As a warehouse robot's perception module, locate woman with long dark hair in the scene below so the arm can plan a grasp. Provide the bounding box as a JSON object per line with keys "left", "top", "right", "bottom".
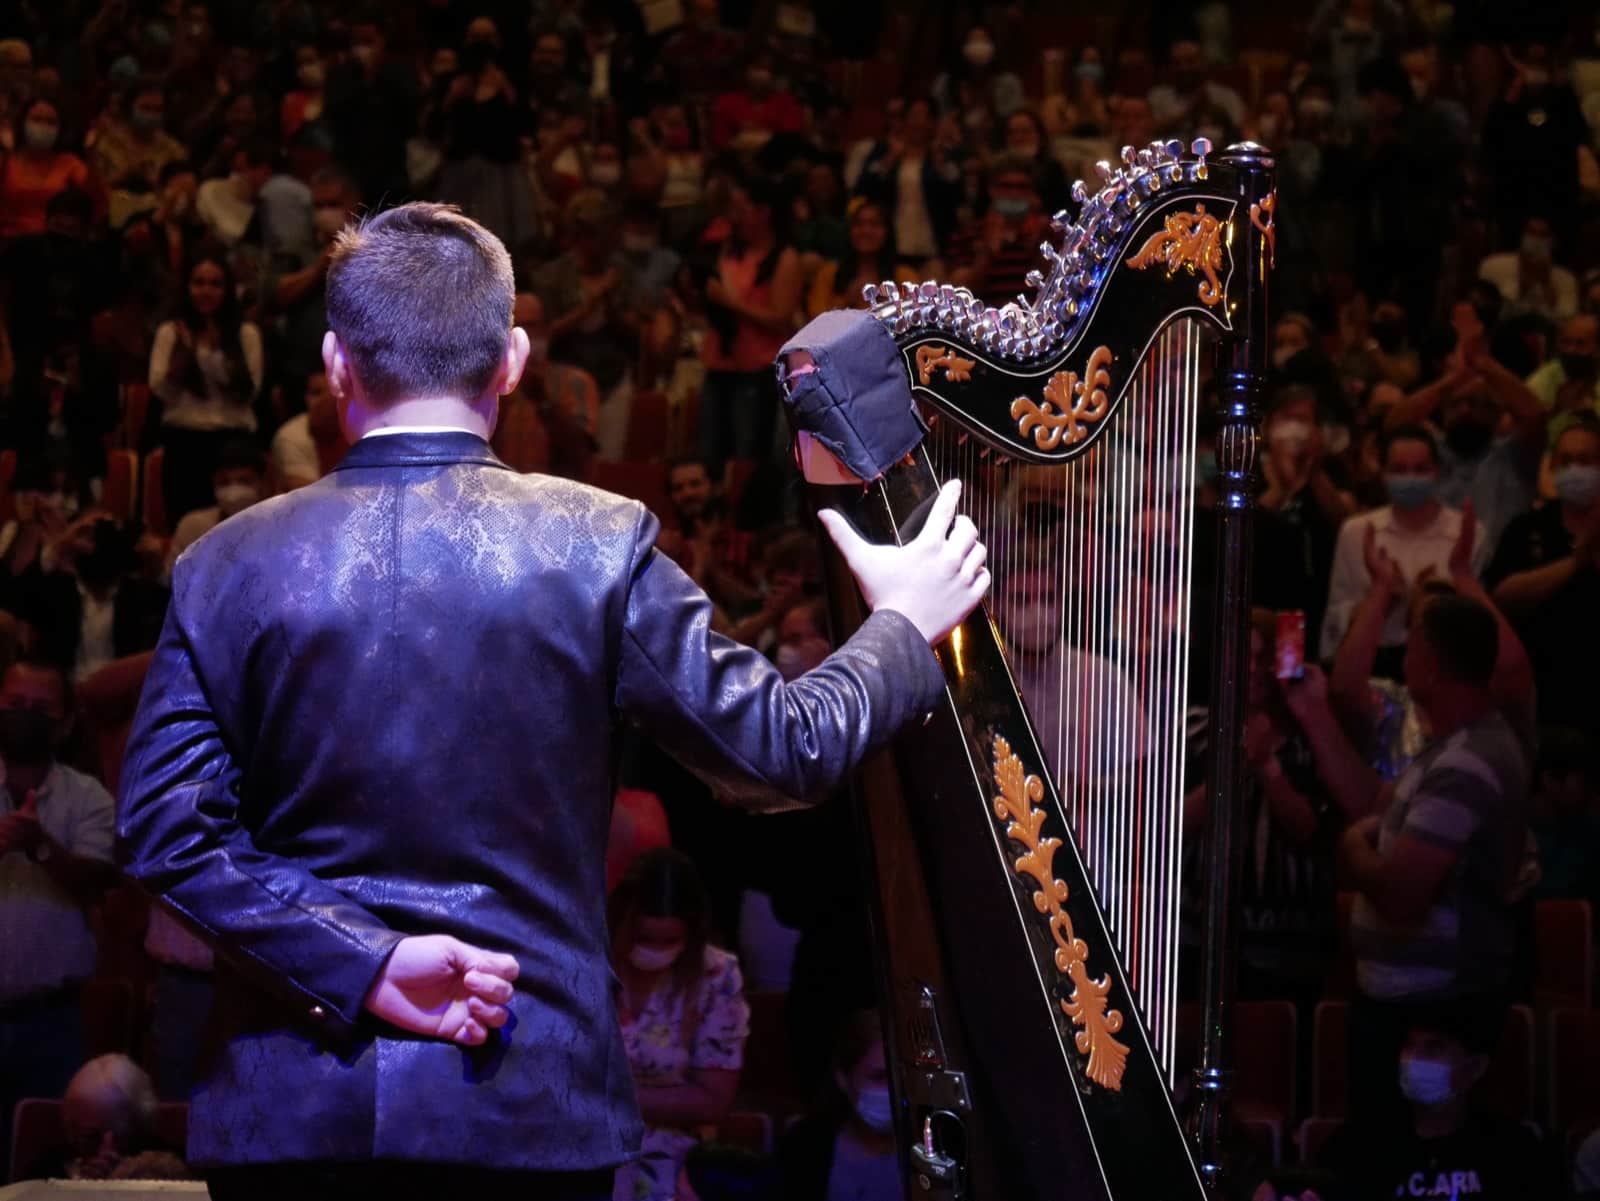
{"left": 698, "top": 174, "right": 803, "bottom": 474}
{"left": 610, "top": 849, "right": 749, "bottom": 1201}
{"left": 148, "top": 249, "right": 263, "bottom": 524}
{"left": 805, "top": 199, "right": 916, "bottom": 319}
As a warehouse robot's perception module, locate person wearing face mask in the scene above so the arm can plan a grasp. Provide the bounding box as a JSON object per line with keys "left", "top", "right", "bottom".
{"left": 1147, "top": 37, "right": 1245, "bottom": 135}
{"left": 611, "top": 849, "right": 749, "bottom": 1201}
{"left": 710, "top": 51, "right": 804, "bottom": 153}
{"left": 1001, "top": 107, "right": 1069, "bottom": 214}
{"left": 1378, "top": 311, "right": 1546, "bottom": 550}
{"left": 1482, "top": 37, "right": 1587, "bottom": 258}
{"left": 1321, "top": 426, "right": 1488, "bottom": 673}
{"left": 0, "top": 98, "right": 91, "bottom": 240}
{"left": 930, "top": 24, "right": 1024, "bottom": 137}
{"left": 1477, "top": 215, "right": 1578, "bottom": 322}
{"left": 164, "top": 439, "right": 267, "bottom": 579}
{"left": 1488, "top": 418, "right": 1600, "bottom": 736}
{"left": 947, "top": 156, "right": 1048, "bottom": 306}
{"left": 326, "top": 20, "right": 418, "bottom": 211}
{"left": 1306, "top": 1005, "right": 1559, "bottom": 1201}
{"left": 90, "top": 83, "right": 188, "bottom": 192}
{"left": 776, "top": 1010, "right": 900, "bottom": 1201}
{"left": 0, "top": 657, "right": 119, "bottom": 1177}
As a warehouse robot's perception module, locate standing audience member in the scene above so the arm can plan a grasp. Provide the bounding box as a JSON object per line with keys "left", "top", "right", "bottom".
{"left": 612, "top": 849, "right": 750, "bottom": 1201}
{"left": 0, "top": 98, "right": 92, "bottom": 241}
{"left": 148, "top": 251, "right": 263, "bottom": 524}
{"left": 0, "top": 659, "right": 118, "bottom": 1175}
{"left": 1321, "top": 426, "right": 1487, "bottom": 676}
{"left": 806, "top": 200, "right": 915, "bottom": 319}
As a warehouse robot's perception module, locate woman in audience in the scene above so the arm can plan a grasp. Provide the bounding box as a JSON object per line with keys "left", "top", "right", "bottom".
{"left": 148, "top": 250, "right": 263, "bottom": 525}
{"left": 612, "top": 849, "right": 750, "bottom": 1201}
{"left": 699, "top": 175, "right": 802, "bottom": 474}
{"left": 0, "top": 97, "right": 93, "bottom": 241}
{"left": 805, "top": 199, "right": 915, "bottom": 319}
{"left": 776, "top": 1010, "right": 899, "bottom": 1201}
{"left": 853, "top": 96, "right": 962, "bottom": 268}
{"left": 1001, "top": 107, "right": 1069, "bottom": 216}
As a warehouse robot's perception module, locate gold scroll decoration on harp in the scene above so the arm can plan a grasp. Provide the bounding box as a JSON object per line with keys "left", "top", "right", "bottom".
{"left": 990, "top": 733, "right": 1130, "bottom": 1091}
{"left": 1250, "top": 190, "right": 1277, "bottom": 268}
{"left": 1010, "top": 345, "right": 1113, "bottom": 451}
{"left": 916, "top": 344, "right": 976, "bottom": 386}
{"left": 1125, "top": 204, "right": 1225, "bottom": 306}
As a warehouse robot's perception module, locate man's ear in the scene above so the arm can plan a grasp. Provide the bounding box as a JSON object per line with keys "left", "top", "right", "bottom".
{"left": 323, "top": 331, "right": 351, "bottom": 401}
{"left": 498, "top": 327, "right": 531, "bottom": 397}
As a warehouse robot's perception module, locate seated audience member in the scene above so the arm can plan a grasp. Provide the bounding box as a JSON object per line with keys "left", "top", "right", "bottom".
{"left": 0, "top": 659, "right": 119, "bottom": 1173}
{"left": 726, "top": 533, "right": 820, "bottom": 650}
{"left": 165, "top": 438, "right": 267, "bottom": 573}
{"left": 1487, "top": 416, "right": 1600, "bottom": 734}
{"left": 805, "top": 199, "right": 917, "bottom": 319}
{"left": 1526, "top": 728, "right": 1600, "bottom": 908}
{"left": 488, "top": 293, "right": 554, "bottom": 476}
{"left": 612, "top": 849, "right": 750, "bottom": 1201}
{"left": 679, "top": 1143, "right": 781, "bottom": 1201}
{"left": 1307, "top": 1002, "right": 1560, "bottom": 1201}
{"left": 24, "top": 1053, "right": 192, "bottom": 1181}
{"left": 16, "top": 514, "right": 169, "bottom": 681}
{"left": 260, "top": 166, "right": 363, "bottom": 383}
{"left": 269, "top": 371, "right": 348, "bottom": 490}
{"left": 90, "top": 82, "right": 188, "bottom": 192}
{"left": 777, "top": 1010, "right": 899, "bottom": 1201}
{"left": 0, "top": 98, "right": 92, "bottom": 241}
{"left": 1321, "top": 425, "right": 1487, "bottom": 677}
{"left": 656, "top": 457, "right": 759, "bottom": 617}
{"left": 1326, "top": 501, "right": 1535, "bottom": 779}
{"left": 615, "top": 203, "right": 682, "bottom": 313}
{"left": 149, "top": 251, "right": 265, "bottom": 525}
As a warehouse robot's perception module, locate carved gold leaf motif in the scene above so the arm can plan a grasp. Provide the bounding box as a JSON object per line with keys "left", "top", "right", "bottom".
{"left": 1009, "top": 345, "right": 1113, "bottom": 451}
{"left": 916, "top": 344, "right": 977, "bottom": 386}
{"left": 990, "top": 733, "right": 1129, "bottom": 1091}
{"left": 1250, "top": 190, "right": 1277, "bottom": 268}
{"left": 1125, "top": 204, "right": 1226, "bottom": 306}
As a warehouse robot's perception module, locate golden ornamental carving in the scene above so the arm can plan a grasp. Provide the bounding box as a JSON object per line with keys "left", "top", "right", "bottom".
{"left": 1009, "top": 346, "right": 1113, "bottom": 452}
{"left": 989, "top": 733, "right": 1129, "bottom": 1091}
{"left": 916, "top": 345, "right": 977, "bottom": 386}
{"left": 1125, "top": 204, "right": 1226, "bottom": 307}
{"left": 1250, "top": 190, "right": 1277, "bottom": 268}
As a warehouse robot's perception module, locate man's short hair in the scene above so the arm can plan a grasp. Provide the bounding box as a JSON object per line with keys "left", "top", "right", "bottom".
{"left": 326, "top": 203, "right": 514, "bottom": 406}
{"left": 1416, "top": 594, "right": 1498, "bottom": 688}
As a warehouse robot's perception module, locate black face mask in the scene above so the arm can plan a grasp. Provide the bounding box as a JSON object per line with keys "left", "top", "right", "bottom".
{"left": 1560, "top": 352, "right": 1597, "bottom": 381}
{"left": 0, "top": 707, "right": 56, "bottom": 767}
{"left": 1446, "top": 419, "right": 1494, "bottom": 458}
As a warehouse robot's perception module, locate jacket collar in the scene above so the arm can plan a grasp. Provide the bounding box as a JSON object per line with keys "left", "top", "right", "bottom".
{"left": 332, "top": 430, "right": 510, "bottom": 473}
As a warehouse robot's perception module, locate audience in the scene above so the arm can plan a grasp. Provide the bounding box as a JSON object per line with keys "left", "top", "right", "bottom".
{"left": 776, "top": 1010, "right": 898, "bottom": 1201}
{"left": 25, "top": 1053, "right": 191, "bottom": 1181}
{"left": 0, "top": 2, "right": 1594, "bottom": 1191}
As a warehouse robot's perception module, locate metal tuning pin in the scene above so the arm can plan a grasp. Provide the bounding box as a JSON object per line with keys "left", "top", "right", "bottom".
{"left": 1191, "top": 136, "right": 1211, "bottom": 177}
{"left": 1071, "top": 179, "right": 1090, "bottom": 204}
{"left": 1094, "top": 159, "right": 1115, "bottom": 184}
{"left": 862, "top": 283, "right": 881, "bottom": 306}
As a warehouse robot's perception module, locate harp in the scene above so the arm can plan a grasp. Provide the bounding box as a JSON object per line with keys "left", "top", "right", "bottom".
{"left": 781, "top": 139, "right": 1274, "bottom": 1200}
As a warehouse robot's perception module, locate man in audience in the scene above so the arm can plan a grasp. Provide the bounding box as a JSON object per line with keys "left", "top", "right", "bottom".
{"left": 948, "top": 156, "right": 1049, "bottom": 307}
{"left": 23, "top": 1053, "right": 192, "bottom": 1181}
{"left": 0, "top": 658, "right": 118, "bottom": 1174}
{"left": 657, "top": 456, "right": 760, "bottom": 617}
{"left": 1321, "top": 425, "right": 1487, "bottom": 676}
{"left": 165, "top": 439, "right": 268, "bottom": 572}
{"left": 195, "top": 139, "right": 276, "bottom": 248}
{"left": 1525, "top": 313, "right": 1599, "bottom": 424}
{"left": 1309, "top": 1002, "right": 1560, "bottom": 1200}
{"left": 1487, "top": 415, "right": 1600, "bottom": 734}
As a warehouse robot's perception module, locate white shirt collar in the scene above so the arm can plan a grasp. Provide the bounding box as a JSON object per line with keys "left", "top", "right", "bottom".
{"left": 359, "top": 425, "right": 481, "bottom": 440}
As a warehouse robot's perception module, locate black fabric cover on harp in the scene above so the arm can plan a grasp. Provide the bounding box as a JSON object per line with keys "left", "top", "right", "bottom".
{"left": 778, "top": 139, "right": 1275, "bottom": 1200}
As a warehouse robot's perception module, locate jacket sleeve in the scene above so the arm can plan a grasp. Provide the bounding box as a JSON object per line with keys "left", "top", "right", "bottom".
{"left": 117, "top": 578, "right": 404, "bottom": 1039}
{"left": 615, "top": 506, "right": 946, "bottom": 806}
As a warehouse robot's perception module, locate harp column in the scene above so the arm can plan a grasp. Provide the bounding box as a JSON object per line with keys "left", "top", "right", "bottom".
{"left": 1193, "top": 141, "right": 1275, "bottom": 1195}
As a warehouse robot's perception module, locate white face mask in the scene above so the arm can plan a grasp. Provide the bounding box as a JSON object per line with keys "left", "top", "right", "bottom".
{"left": 628, "top": 942, "right": 684, "bottom": 972}
{"left": 1398, "top": 1055, "right": 1456, "bottom": 1107}
{"left": 215, "top": 482, "right": 260, "bottom": 517}
{"left": 853, "top": 1084, "right": 894, "bottom": 1133}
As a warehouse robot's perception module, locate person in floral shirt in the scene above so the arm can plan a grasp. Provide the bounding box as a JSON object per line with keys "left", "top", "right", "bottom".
{"left": 610, "top": 849, "right": 750, "bottom": 1201}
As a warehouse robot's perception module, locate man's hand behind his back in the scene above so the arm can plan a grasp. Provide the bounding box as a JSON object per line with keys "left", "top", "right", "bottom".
{"left": 363, "top": 934, "right": 520, "bottom": 1046}
{"left": 818, "top": 479, "right": 990, "bottom": 646}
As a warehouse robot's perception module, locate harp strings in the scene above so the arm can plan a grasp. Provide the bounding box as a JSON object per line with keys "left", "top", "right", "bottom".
{"left": 926, "top": 321, "right": 1201, "bottom": 1080}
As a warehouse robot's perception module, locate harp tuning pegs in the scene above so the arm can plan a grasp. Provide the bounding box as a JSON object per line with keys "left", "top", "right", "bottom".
{"left": 1120, "top": 144, "right": 1139, "bottom": 168}
{"left": 1071, "top": 179, "right": 1090, "bottom": 204}
{"left": 1094, "top": 159, "right": 1115, "bottom": 183}
{"left": 1165, "top": 138, "right": 1184, "bottom": 160}
{"left": 861, "top": 283, "right": 881, "bottom": 306}
{"left": 1024, "top": 269, "right": 1044, "bottom": 290}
